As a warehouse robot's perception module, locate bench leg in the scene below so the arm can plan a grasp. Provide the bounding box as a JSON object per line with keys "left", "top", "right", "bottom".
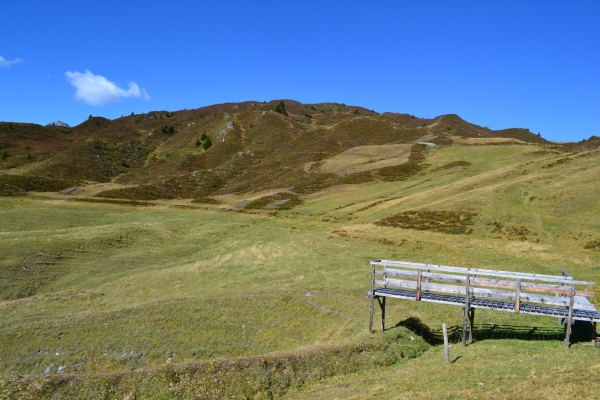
{"left": 379, "top": 296, "right": 386, "bottom": 332}
{"left": 593, "top": 322, "right": 597, "bottom": 345}
{"left": 462, "top": 306, "right": 468, "bottom": 347}
{"left": 468, "top": 308, "right": 475, "bottom": 344}
{"left": 369, "top": 295, "right": 375, "bottom": 334}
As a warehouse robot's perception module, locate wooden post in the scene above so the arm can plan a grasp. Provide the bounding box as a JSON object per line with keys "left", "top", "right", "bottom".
{"left": 515, "top": 278, "right": 521, "bottom": 313}
{"left": 556, "top": 292, "right": 563, "bottom": 326}
{"left": 380, "top": 297, "right": 386, "bottom": 331}
{"left": 416, "top": 269, "right": 422, "bottom": 301}
{"left": 369, "top": 263, "right": 375, "bottom": 334}
{"left": 443, "top": 323, "right": 450, "bottom": 363}
{"left": 462, "top": 274, "right": 470, "bottom": 347}
{"left": 593, "top": 322, "right": 597, "bottom": 345}
{"left": 425, "top": 268, "right": 430, "bottom": 293}
{"left": 468, "top": 308, "right": 475, "bottom": 344}
{"left": 565, "top": 283, "right": 575, "bottom": 348}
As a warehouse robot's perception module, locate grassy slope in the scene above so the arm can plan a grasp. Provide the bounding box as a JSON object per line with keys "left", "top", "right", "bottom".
{"left": 1, "top": 142, "right": 599, "bottom": 397}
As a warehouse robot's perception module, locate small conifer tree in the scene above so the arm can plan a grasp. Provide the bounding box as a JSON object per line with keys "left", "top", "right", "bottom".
{"left": 1, "top": 150, "right": 7, "bottom": 160}
{"left": 195, "top": 138, "right": 201, "bottom": 147}
{"left": 200, "top": 132, "right": 207, "bottom": 141}
{"left": 202, "top": 136, "right": 212, "bottom": 150}
{"left": 27, "top": 151, "right": 32, "bottom": 160}
{"left": 274, "top": 101, "right": 288, "bottom": 116}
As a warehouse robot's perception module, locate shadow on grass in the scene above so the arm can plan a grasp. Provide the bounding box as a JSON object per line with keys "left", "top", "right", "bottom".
{"left": 393, "top": 316, "right": 595, "bottom": 345}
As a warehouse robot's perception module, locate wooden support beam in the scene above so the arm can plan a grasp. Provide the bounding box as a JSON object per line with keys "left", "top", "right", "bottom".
{"left": 515, "top": 278, "right": 521, "bottom": 313}
{"left": 369, "top": 263, "right": 375, "bottom": 334}
{"left": 469, "top": 308, "right": 475, "bottom": 344}
{"left": 379, "top": 296, "right": 386, "bottom": 331}
{"left": 443, "top": 323, "right": 450, "bottom": 363}
{"left": 416, "top": 269, "right": 422, "bottom": 301}
{"left": 565, "top": 283, "right": 575, "bottom": 348}
{"left": 462, "top": 274, "right": 470, "bottom": 347}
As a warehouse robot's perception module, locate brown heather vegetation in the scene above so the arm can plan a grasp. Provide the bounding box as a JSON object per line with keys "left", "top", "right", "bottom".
{"left": 375, "top": 210, "right": 479, "bottom": 234}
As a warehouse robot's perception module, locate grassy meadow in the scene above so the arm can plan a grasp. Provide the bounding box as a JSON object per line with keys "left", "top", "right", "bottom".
{"left": 1, "top": 142, "right": 600, "bottom": 398}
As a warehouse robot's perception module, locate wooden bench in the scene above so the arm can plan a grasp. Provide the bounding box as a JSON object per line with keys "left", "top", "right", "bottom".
{"left": 368, "top": 260, "right": 600, "bottom": 348}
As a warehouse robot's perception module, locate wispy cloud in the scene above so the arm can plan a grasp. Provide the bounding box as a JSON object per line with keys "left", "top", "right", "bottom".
{"left": 0, "top": 56, "right": 23, "bottom": 68}
{"left": 65, "top": 69, "right": 150, "bottom": 106}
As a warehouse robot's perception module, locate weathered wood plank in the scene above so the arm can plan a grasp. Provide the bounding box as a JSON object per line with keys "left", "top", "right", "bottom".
{"left": 462, "top": 274, "right": 470, "bottom": 347}
{"left": 375, "top": 279, "right": 596, "bottom": 309}
{"left": 443, "top": 323, "right": 450, "bottom": 363}
{"left": 566, "top": 283, "right": 575, "bottom": 348}
{"left": 371, "top": 260, "right": 595, "bottom": 285}
{"left": 374, "top": 269, "right": 595, "bottom": 297}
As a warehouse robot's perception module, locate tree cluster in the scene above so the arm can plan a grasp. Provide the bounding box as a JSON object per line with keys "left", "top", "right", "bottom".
{"left": 161, "top": 124, "right": 176, "bottom": 135}
{"left": 195, "top": 132, "right": 212, "bottom": 150}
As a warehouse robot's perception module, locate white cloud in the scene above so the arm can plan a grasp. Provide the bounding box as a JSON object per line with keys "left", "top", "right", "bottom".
{"left": 0, "top": 56, "right": 23, "bottom": 68}
{"left": 65, "top": 69, "right": 150, "bottom": 106}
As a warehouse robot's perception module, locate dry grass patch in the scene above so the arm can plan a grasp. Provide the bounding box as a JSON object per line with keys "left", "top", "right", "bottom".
{"left": 319, "top": 144, "right": 412, "bottom": 176}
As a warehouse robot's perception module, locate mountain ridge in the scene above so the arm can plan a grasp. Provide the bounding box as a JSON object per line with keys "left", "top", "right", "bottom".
{"left": 0, "top": 100, "right": 594, "bottom": 200}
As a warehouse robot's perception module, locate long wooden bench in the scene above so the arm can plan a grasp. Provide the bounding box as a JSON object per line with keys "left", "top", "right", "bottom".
{"left": 368, "top": 260, "right": 600, "bottom": 348}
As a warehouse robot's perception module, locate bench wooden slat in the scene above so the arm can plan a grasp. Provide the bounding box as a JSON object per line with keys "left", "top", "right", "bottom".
{"left": 372, "top": 260, "right": 595, "bottom": 285}
{"left": 376, "top": 269, "right": 595, "bottom": 297}
{"left": 375, "top": 278, "right": 596, "bottom": 310}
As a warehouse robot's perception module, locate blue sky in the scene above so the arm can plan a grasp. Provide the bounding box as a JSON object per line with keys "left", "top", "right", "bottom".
{"left": 1, "top": 1, "right": 598, "bottom": 142}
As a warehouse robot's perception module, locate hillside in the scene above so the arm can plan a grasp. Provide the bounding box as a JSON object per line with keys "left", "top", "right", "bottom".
{"left": 1, "top": 100, "right": 559, "bottom": 202}
{"left": 1, "top": 102, "right": 600, "bottom": 398}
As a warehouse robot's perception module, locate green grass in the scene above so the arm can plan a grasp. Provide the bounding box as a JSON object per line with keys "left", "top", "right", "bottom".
{"left": 1, "top": 143, "right": 599, "bottom": 397}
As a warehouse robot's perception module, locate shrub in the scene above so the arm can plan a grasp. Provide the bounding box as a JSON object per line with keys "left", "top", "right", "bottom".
{"left": 274, "top": 101, "right": 288, "bottom": 116}
{"left": 1, "top": 150, "right": 7, "bottom": 160}
{"left": 354, "top": 109, "right": 360, "bottom": 115}
{"left": 26, "top": 152, "right": 32, "bottom": 160}
{"left": 202, "top": 136, "right": 212, "bottom": 150}
{"left": 195, "top": 138, "right": 201, "bottom": 147}
{"left": 88, "top": 115, "right": 92, "bottom": 119}
{"left": 200, "top": 132, "right": 207, "bottom": 141}
{"left": 160, "top": 125, "right": 175, "bottom": 135}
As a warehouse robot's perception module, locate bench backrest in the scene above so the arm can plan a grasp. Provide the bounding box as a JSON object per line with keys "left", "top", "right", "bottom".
{"left": 370, "top": 260, "right": 596, "bottom": 311}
